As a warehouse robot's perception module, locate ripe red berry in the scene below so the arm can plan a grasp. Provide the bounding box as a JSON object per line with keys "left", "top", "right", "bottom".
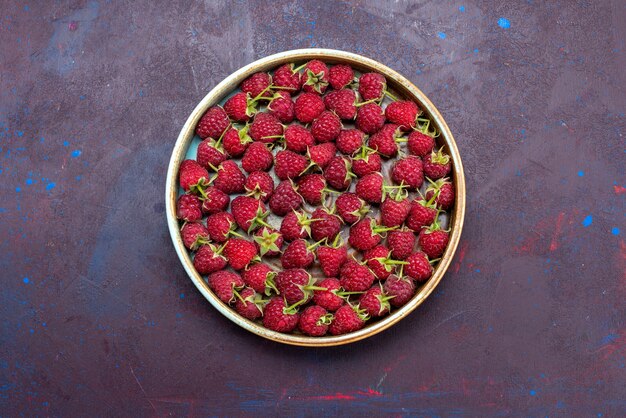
{"left": 311, "top": 111, "right": 342, "bottom": 143}
{"left": 208, "top": 271, "right": 244, "bottom": 304}
{"left": 425, "top": 178, "right": 455, "bottom": 210}
{"left": 242, "top": 262, "right": 277, "bottom": 294}
{"left": 352, "top": 148, "right": 382, "bottom": 177}
{"left": 405, "top": 251, "right": 433, "bottom": 282}
{"left": 307, "top": 143, "right": 336, "bottom": 169}
{"left": 240, "top": 72, "right": 272, "bottom": 99}
{"left": 385, "top": 100, "right": 419, "bottom": 131}
{"left": 297, "top": 174, "right": 327, "bottom": 206}
{"left": 196, "top": 106, "right": 229, "bottom": 139}
{"left": 349, "top": 217, "right": 395, "bottom": 251}
{"left": 224, "top": 238, "right": 258, "bottom": 270}
{"left": 177, "top": 194, "right": 203, "bottom": 222}
{"left": 340, "top": 259, "right": 376, "bottom": 292}
{"left": 379, "top": 193, "right": 411, "bottom": 227}
{"left": 179, "top": 159, "right": 210, "bottom": 194}
{"left": 387, "top": 228, "right": 416, "bottom": 260}
{"left": 234, "top": 287, "right": 266, "bottom": 320}
{"left": 284, "top": 124, "right": 314, "bottom": 153}
{"left": 317, "top": 243, "right": 348, "bottom": 278}
{"left": 299, "top": 305, "right": 332, "bottom": 337}
{"left": 336, "top": 129, "right": 365, "bottom": 155}
{"left": 269, "top": 180, "right": 303, "bottom": 216}
{"left": 391, "top": 156, "right": 424, "bottom": 190}
{"left": 335, "top": 192, "right": 368, "bottom": 224}
{"left": 263, "top": 297, "right": 300, "bottom": 333}
{"left": 253, "top": 227, "right": 284, "bottom": 257}
{"left": 274, "top": 150, "right": 308, "bottom": 180}
{"left": 223, "top": 126, "right": 252, "bottom": 157}
{"left": 181, "top": 222, "right": 209, "bottom": 250}
{"left": 275, "top": 268, "right": 318, "bottom": 304}
{"left": 197, "top": 138, "right": 227, "bottom": 169}
{"left": 244, "top": 171, "right": 274, "bottom": 202}
{"left": 313, "top": 278, "right": 345, "bottom": 311}
{"left": 281, "top": 239, "right": 316, "bottom": 270}
{"left": 280, "top": 210, "right": 315, "bottom": 241}
{"left": 224, "top": 92, "right": 256, "bottom": 122}
{"left": 267, "top": 91, "right": 295, "bottom": 124}
{"left": 356, "top": 103, "right": 385, "bottom": 134}
{"left": 328, "top": 64, "right": 354, "bottom": 90}
{"left": 406, "top": 199, "right": 437, "bottom": 232}
{"left": 294, "top": 92, "right": 325, "bottom": 123}
{"left": 230, "top": 195, "right": 269, "bottom": 233}
{"left": 423, "top": 149, "right": 452, "bottom": 180}
{"left": 201, "top": 187, "right": 230, "bottom": 214}
{"left": 363, "top": 245, "right": 397, "bottom": 280}
{"left": 355, "top": 172, "right": 383, "bottom": 204}
{"left": 193, "top": 244, "right": 227, "bottom": 275}
{"left": 205, "top": 211, "right": 236, "bottom": 243}
{"left": 358, "top": 72, "right": 386, "bottom": 101}
{"left": 328, "top": 304, "right": 368, "bottom": 335}
{"left": 323, "top": 89, "right": 357, "bottom": 120}
{"left": 383, "top": 274, "right": 415, "bottom": 307}
{"left": 359, "top": 284, "right": 393, "bottom": 317}
{"left": 368, "top": 124, "right": 401, "bottom": 158}
{"left": 273, "top": 63, "right": 302, "bottom": 92}
{"left": 418, "top": 225, "right": 449, "bottom": 259}
{"left": 213, "top": 160, "right": 245, "bottom": 194}
{"left": 301, "top": 60, "right": 329, "bottom": 94}
{"left": 241, "top": 141, "right": 274, "bottom": 173}
{"left": 324, "top": 156, "right": 353, "bottom": 191}
{"left": 310, "top": 207, "right": 342, "bottom": 242}
{"left": 249, "top": 112, "right": 283, "bottom": 143}
{"left": 407, "top": 131, "right": 435, "bottom": 157}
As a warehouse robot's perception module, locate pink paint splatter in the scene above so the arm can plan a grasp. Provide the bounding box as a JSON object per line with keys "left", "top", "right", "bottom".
{"left": 453, "top": 242, "right": 467, "bottom": 273}
{"left": 614, "top": 185, "right": 626, "bottom": 195}
{"left": 549, "top": 212, "right": 565, "bottom": 251}
{"left": 68, "top": 21, "right": 78, "bottom": 31}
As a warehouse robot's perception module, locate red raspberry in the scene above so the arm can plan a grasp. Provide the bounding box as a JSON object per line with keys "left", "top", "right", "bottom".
{"left": 201, "top": 187, "right": 230, "bottom": 214}
{"left": 349, "top": 217, "right": 394, "bottom": 251}
{"left": 358, "top": 72, "right": 386, "bottom": 101}
{"left": 294, "top": 92, "right": 325, "bottom": 123}
{"left": 324, "top": 156, "right": 353, "bottom": 191}
{"left": 253, "top": 227, "right": 284, "bottom": 257}
{"left": 311, "top": 111, "right": 342, "bottom": 143}
{"left": 223, "top": 126, "right": 252, "bottom": 157}
{"left": 425, "top": 178, "right": 455, "bottom": 210}
{"left": 240, "top": 72, "right": 272, "bottom": 99}
{"left": 299, "top": 305, "right": 332, "bottom": 337}
{"left": 208, "top": 271, "right": 244, "bottom": 304}
{"left": 297, "top": 174, "right": 327, "bottom": 206}
{"left": 249, "top": 112, "right": 283, "bottom": 143}
{"left": 179, "top": 159, "right": 210, "bottom": 194}
{"left": 359, "top": 284, "right": 393, "bottom": 317}
{"left": 340, "top": 259, "right": 376, "bottom": 292}
{"left": 267, "top": 91, "right": 295, "bottom": 124}
{"left": 352, "top": 148, "right": 382, "bottom": 177}
{"left": 307, "top": 143, "right": 336, "bottom": 169}
{"left": 234, "top": 287, "right": 266, "bottom": 320}
{"left": 363, "top": 245, "right": 397, "bottom": 280}
{"left": 355, "top": 172, "right": 383, "bottom": 204}
{"left": 269, "top": 180, "right": 303, "bottom": 216}
{"left": 272, "top": 63, "right": 302, "bottom": 92}
{"left": 405, "top": 251, "right": 433, "bottom": 282}
{"left": 195, "top": 106, "right": 229, "bottom": 139}
{"left": 213, "top": 160, "right": 245, "bottom": 194}
{"left": 263, "top": 297, "right": 300, "bottom": 333}
{"left": 242, "top": 141, "right": 274, "bottom": 173}
{"left": 275, "top": 268, "right": 318, "bottom": 304}
{"left": 224, "top": 92, "right": 255, "bottom": 122}
{"left": 313, "top": 278, "right": 345, "bottom": 311}
{"left": 423, "top": 149, "right": 452, "bottom": 180}
{"left": 310, "top": 207, "right": 342, "bottom": 242}
{"left": 230, "top": 195, "right": 269, "bottom": 233}
{"left": 281, "top": 239, "right": 316, "bottom": 270}
{"left": 387, "top": 228, "right": 416, "bottom": 260}
{"left": 328, "top": 304, "right": 368, "bottom": 335}
{"left": 323, "top": 89, "right": 357, "bottom": 120}
{"left": 284, "top": 124, "right": 314, "bottom": 153}
{"left": 335, "top": 192, "right": 368, "bottom": 224}
{"left": 418, "top": 224, "right": 449, "bottom": 259}
{"left": 407, "top": 131, "right": 435, "bottom": 157}
{"left": 356, "top": 103, "right": 386, "bottom": 134}
{"left": 406, "top": 199, "right": 437, "bottom": 232}
{"left": 242, "top": 262, "right": 277, "bottom": 294}
{"left": 368, "top": 124, "right": 401, "bottom": 158}
{"left": 301, "top": 60, "right": 329, "bottom": 94}
{"left": 391, "top": 156, "right": 424, "bottom": 190}
{"left": 206, "top": 211, "right": 236, "bottom": 243}
{"left": 177, "top": 194, "right": 202, "bottom": 222}
{"left": 383, "top": 274, "right": 415, "bottom": 307}
{"left": 280, "top": 210, "right": 315, "bottom": 241}
{"left": 193, "top": 244, "right": 227, "bottom": 275}
{"left": 316, "top": 242, "right": 348, "bottom": 278}
{"left": 336, "top": 129, "right": 365, "bottom": 155}
{"left": 328, "top": 64, "right": 354, "bottom": 90}
{"left": 181, "top": 222, "right": 209, "bottom": 250}
{"left": 196, "top": 138, "right": 226, "bottom": 169}
{"left": 385, "top": 100, "right": 419, "bottom": 131}
{"left": 274, "top": 150, "right": 308, "bottom": 180}
{"left": 380, "top": 194, "right": 411, "bottom": 227}
{"left": 224, "top": 238, "right": 258, "bottom": 270}
{"left": 244, "top": 171, "right": 274, "bottom": 202}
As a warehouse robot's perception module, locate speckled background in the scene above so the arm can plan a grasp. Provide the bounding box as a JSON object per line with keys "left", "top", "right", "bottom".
{"left": 1, "top": 1, "right": 624, "bottom": 416}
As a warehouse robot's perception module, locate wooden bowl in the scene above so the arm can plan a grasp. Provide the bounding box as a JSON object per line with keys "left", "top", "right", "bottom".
{"left": 165, "top": 49, "right": 466, "bottom": 346}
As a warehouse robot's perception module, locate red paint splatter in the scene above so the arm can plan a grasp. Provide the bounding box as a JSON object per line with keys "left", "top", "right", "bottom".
{"left": 549, "top": 212, "right": 565, "bottom": 251}
{"left": 453, "top": 242, "right": 467, "bottom": 273}
{"left": 614, "top": 185, "right": 626, "bottom": 195}
{"left": 302, "top": 388, "right": 382, "bottom": 401}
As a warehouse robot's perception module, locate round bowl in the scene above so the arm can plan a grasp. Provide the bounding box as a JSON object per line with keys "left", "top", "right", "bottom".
{"left": 165, "top": 48, "right": 465, "bottom": 346}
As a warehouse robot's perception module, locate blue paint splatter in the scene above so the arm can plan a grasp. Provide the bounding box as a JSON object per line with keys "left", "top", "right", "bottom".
{"left": 459, "top": 5, "right": 465, "bottom": 12}
{"left": 582, "top": 215, "right": 593, "bottom": 227}
{"left": 45, "top": 182, "right": 56, "bottom": 191}
{"left": 602, "top": 334, "right": 618, "bottom": 345}
{"left": 71, "top": 150, "right": 82, "bottom": 158}
{"left": 23, "top": 277, "right": 29, "bottom": 284}
{"left": 612, "top": 227, "right": 620, "bottom": 235}
{"left": 498, "top": 18, "right": 511, "bottom": 29}
{"left": 63, "top": 141, "right": 69, "bottom": 147}
{"left": 15, "top": 187, "right": 21, "bottom": 193}
{"left": 16, "top": 131, "right": 24, "bottom": 137}
{"left": 557, "top": 400, "right": 565, "bottom": 409}
{"left": 76, "top": 175, "right": 82, "bottom": 181}
{"left": 437, "top": 32, "right": 446, "bottom": 39}
{"left": 529, "top": 389, "right": 537, "bottom": 396}
{"left": 473, "top": 48, "right": 479, "bottom": 53}
{"left": 29, "top": 328, "right": 34, "bottom": 334}
{"left": 80, "top": 95, "right": 86, "bottom": 100}
{"left": 578, "top": 170, "right": 584, "bottom": 177}
{"left": 180, "top": 293, "right": 185, "bottom": 299}
{"left": 25, "top": 178, "right": 33, "bottom": 185}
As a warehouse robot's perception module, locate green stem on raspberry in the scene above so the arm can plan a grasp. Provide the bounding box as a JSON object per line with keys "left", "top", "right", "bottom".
{"left": 384, "top": 90, "right": 399, "bottom": 101}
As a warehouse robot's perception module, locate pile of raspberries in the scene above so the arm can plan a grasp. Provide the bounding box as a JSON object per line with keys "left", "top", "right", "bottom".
{"left": 177, "top": 60, "right": 454, "bottom": 337}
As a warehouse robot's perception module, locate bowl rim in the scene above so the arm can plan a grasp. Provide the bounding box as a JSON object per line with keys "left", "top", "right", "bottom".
{"left": 165, "top": 48, "right": 466, "bottom": 347}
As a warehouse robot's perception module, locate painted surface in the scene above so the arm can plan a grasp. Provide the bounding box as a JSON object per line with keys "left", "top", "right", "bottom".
{"left": 0, "top": 0, "right": 624, "bottom": 416}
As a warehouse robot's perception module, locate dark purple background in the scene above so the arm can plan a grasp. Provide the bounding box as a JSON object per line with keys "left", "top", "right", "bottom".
{"left": 1, "top": 1, "right": 624, "bottom": 416}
